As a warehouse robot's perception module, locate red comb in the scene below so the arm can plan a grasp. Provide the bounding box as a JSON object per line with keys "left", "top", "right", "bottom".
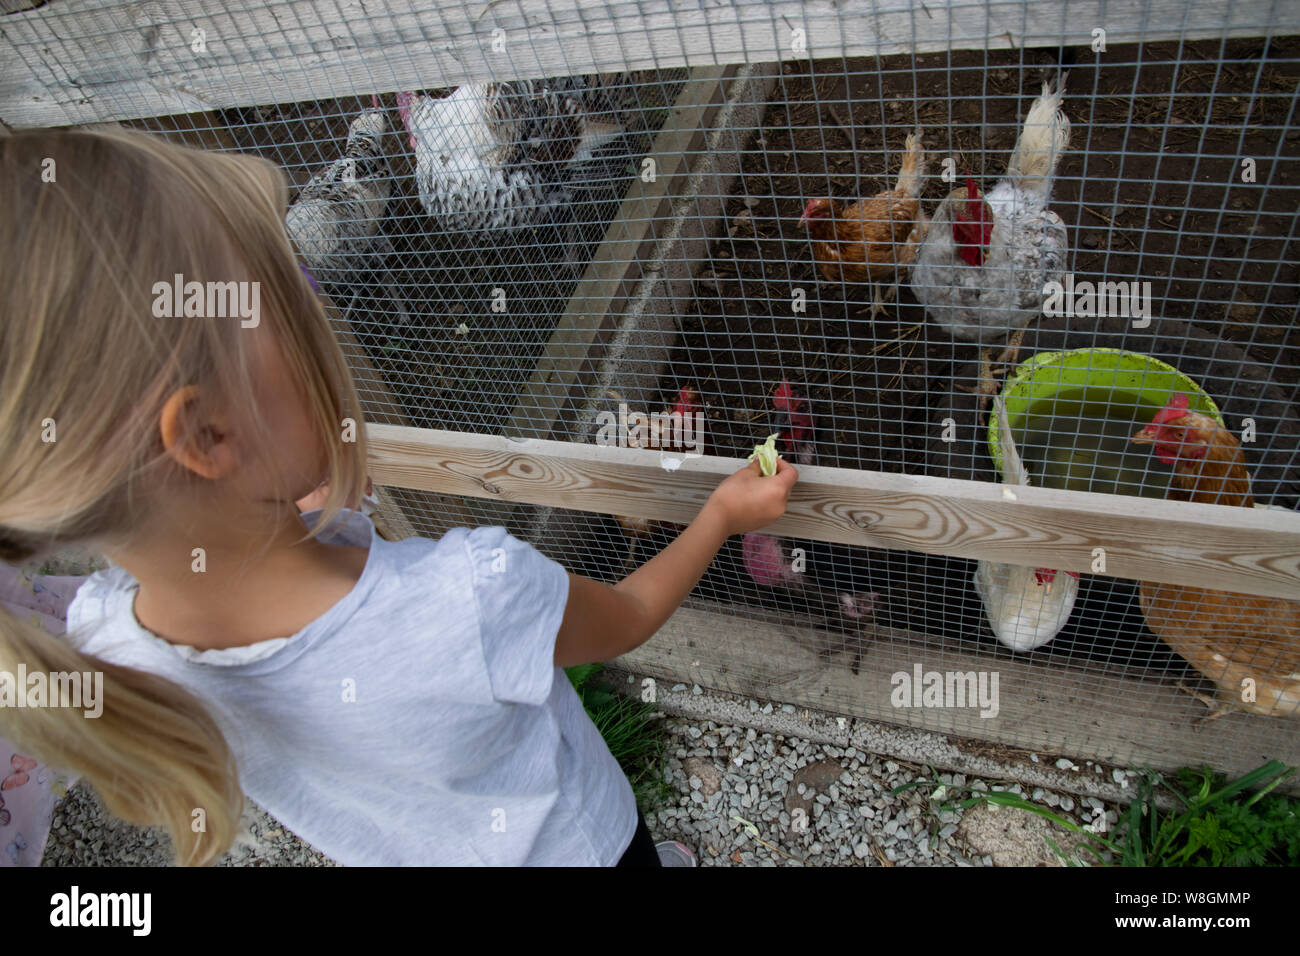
{"left": 1151, "top": 393, "right": 1191, "bottom": 426}
{"left": 952, "top": 174, "right": 993, "bottom": 264}
{"left": 772, "top": 379, "right": 814, "bottom": 450}
{"left": 672, "top": 386, "right": 700, "bottom": 417}
{"left": 395, "top": 91, "right": 417, "bottom": 149}
{"left": 773, "top": 380, "right": 811, "bottom": 422}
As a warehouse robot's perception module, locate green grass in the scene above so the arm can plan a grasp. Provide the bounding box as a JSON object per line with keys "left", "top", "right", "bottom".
{"left": 896, "top": 760, "right": 1299, "bottom": 867}
{"left": 565, "top": 664, "right": 670, "bottom": 813}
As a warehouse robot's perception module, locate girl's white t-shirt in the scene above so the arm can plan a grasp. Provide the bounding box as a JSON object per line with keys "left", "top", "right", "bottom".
{"left": 63, "top": 511, "right": 638, "bottom": 865}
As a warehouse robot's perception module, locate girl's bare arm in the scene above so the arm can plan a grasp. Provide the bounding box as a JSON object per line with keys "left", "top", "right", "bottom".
{"left": 553, "top": 458, "right": 796, "bottom": 667}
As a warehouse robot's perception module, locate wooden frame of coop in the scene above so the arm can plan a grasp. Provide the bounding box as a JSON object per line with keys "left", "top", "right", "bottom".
{"left": 4, "top": 0, "right": 1298, "bottom": 787}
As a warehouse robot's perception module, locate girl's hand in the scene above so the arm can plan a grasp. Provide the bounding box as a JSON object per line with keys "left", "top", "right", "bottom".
{"left": 703, "top": 457, "right": 798, "bottom": 537}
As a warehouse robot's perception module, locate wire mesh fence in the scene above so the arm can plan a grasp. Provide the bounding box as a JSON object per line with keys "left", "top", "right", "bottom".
{"left": 5, "top": 0, "right": 1298, "bottom": 777}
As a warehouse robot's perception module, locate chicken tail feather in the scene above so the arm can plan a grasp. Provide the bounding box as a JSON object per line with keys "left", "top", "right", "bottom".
{"left": 894, "top": 129, "right": 926, "bottom": 198}
{"left": 1006, "top": 80, "right": 1070, "bottom": 197}
{"left": 573, "top": 120, "right": 623, "bottom": 164}
{"left": 994, "top": 394, "right": 1031, "bottom": 487}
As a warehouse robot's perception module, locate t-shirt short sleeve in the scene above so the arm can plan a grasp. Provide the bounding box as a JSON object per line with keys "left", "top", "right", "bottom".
{"left": 463, "top": 526, "right": 570, "bottom": 705}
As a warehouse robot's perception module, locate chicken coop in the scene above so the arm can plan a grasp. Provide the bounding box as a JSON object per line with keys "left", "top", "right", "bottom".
{"left": 4, "top": 0, "right": 1299, "bottom": 788}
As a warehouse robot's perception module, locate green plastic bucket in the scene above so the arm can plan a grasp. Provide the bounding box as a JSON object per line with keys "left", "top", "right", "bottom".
{"left": 989, "top": 348, "right": 1225, "bottom": 477}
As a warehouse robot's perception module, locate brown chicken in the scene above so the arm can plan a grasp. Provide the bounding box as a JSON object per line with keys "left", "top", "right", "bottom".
{"left": 1131, "top": 393, "right": 1300, "bottom": 719}
{"left": 800, "top": 130, "right": 928, "bottom": 317}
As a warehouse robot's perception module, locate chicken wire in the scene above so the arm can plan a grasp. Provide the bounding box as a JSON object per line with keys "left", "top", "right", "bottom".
{"left": 6, "top": 0, "right": 1299, "bottom": 778}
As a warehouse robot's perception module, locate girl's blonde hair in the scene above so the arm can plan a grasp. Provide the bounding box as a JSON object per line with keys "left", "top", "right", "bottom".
{"left": 0, "top": 128, "right": 369, "bottom": 864}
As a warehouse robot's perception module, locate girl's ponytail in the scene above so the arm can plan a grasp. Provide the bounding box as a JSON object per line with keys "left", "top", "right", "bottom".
{"left": 1, "top": 586, "right": 242, "bottom": 866}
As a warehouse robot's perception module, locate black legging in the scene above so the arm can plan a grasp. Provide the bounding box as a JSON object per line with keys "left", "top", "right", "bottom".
{"left": 616, "top": 809, "right": 663, "bottom": 866}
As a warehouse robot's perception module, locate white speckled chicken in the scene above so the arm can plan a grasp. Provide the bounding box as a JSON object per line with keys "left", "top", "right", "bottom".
{"left": 912, "top": 81, "right": 1071, "bottom": 408}
{"left": 974, "top": 395, "right": 1080, "bottom": 651}
{"left": 285, "top": 103, "right": 410, "bottom": 324}
{"left": 396, "top": 78, "right": 622, "bottom": 233}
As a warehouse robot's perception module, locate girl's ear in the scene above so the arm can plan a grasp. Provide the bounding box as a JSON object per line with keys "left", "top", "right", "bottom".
{"left": 158, "top": 385, "right": 240, "bottom": 480}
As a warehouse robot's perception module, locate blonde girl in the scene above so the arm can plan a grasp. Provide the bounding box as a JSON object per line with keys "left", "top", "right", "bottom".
{"left": 0, "top": 128, "right": 796, "bottom": 866}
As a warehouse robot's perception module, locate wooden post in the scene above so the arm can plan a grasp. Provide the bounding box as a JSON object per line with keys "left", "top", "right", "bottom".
{"left": 503, "top": 65, "right": 738, "bottom": 443}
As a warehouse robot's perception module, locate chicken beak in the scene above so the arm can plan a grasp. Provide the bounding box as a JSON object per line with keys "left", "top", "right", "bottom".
{"left": 1131, "top": 425, "right": 1181, "bottom": 465}
{"left": 799, "top": 200, "right": 826, "bottom": 228}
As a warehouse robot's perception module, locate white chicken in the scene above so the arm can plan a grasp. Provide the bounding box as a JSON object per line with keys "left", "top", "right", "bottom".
{"left": 395, "top": 78, "right": 622, "bottom": 234}
{"left": 974, "top": 395, "right": 1079, "bottom": 651}
{"left": 285, "top": 102, "right": 410, "bottom": 324}
{"left": 912, "top": 80, "right": 1071, "bottom": 409}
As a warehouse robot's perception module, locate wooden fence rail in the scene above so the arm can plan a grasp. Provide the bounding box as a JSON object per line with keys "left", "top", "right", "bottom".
{"left": 367, "top": 423, "right": 1300, "bottom": 601}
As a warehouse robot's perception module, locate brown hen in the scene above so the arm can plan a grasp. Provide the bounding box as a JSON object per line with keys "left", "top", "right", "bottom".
{"left": 801, "top": 131, "right": 928, "bottom": 317}
{"left": 1131, "top": 393, "right": 1300, "bottom": 719}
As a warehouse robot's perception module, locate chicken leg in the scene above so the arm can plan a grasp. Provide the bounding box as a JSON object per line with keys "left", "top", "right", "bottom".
{"left": 992, "top": 325, "right": 1028, "bottom": 377}
{"left": 868, "top": 281, "right": 899, "bottom": 319}
{"left": 957, "top": 326, "right": 1029, "bottom": 421}
{"left": 955, "top": 347, "right": 999, "bottom": 423}
{"left": 1177, "top": 680, "right": 1232, "bottom": 723}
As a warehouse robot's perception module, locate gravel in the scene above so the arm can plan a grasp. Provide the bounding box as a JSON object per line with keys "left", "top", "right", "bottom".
{"left": 41, "top": 784, "right": 338, "bottom": 867}
{"left": 38, "top": 684, "right": 1127, "bottom": 868}
{"left": 638, "top": 712, "right": 1114, "bottom": 867}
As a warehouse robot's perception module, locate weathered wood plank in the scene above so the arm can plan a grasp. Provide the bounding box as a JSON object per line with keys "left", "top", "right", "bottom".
{"left": 616, "top": 601, "right": 1300, "bottom": 787}
{"left": 3, "top": 0, "right": 1293, "bottom": 128}
{"left": 365, "top": 423, "right": 1300, "bottom": 599}
{"left": 503, "top": 65, "right": 733, "bottom": 442}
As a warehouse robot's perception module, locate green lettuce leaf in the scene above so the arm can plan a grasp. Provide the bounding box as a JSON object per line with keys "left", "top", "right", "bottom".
{"left": 748, "top": 433, "right": 781, "bottom": 477}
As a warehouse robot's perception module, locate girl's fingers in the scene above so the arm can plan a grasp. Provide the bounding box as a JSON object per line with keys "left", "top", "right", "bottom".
{"left": 772, "top": 457, "right": 798, "bottom": 487}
